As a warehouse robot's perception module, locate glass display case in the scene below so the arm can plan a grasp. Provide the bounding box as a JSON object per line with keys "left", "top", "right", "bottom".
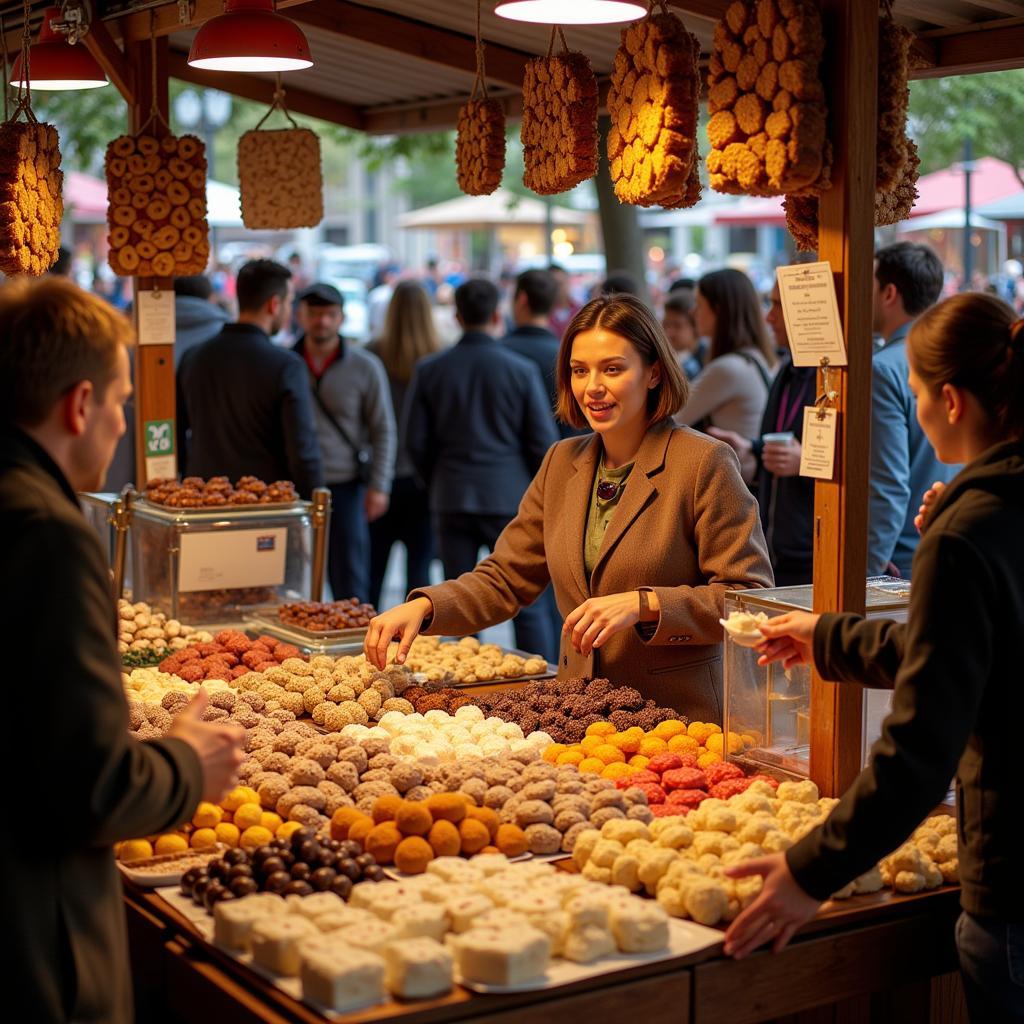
{"left": 723, "top": 577, "right": 910, "bottom": 780}
{"left": 128, "top": 498, "right": 318, "bottom": 625}
{"left": 80, "top": 492, "right": 118, "bottom": 564}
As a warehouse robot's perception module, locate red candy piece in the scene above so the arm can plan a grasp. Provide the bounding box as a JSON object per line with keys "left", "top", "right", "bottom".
{"left": 231, "top": 664, "right": 250, "bottom": 679}
{"left": 650, "top": 803, "right": 689, "bottom": 818}
{"left": 675, "top": 753, "right": 699, "bottom": 769}
{"left": 646, "top": 753, "right": 684, "bottom": 775}
{"left": 636, "top": 783, "right": 667, "bottom": 804}
{"left": 661, "top": 766, "right": 707, "bottom": 791}
{"left": 704, "top": 761, "right": 745, "bottom": 787}
{"left": 709, "top": 778, "right": 754, "bottom": 800}
{"left": 616, "top": 770, "right": 659, "bottom": 789}
{"left": 274, "top": 643, "right": 301, "bottom": 662}
{"left": 665, "top": 788, "right": 709, "bottom": 808}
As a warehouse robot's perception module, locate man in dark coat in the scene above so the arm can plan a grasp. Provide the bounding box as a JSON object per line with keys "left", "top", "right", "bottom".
{"left": 404, "top": 277, "right": 559, "bottom": 660}
{"left": 177, "top": 258, "right": 324, "bottom": 496}
{"left": 0, "top": 278, "right": 245, "bottom": 1023}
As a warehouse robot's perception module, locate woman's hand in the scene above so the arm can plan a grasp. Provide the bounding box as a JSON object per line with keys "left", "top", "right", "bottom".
{"left": 563, "top": 591, "right": 657, "bottom": 656}
{"left": 914, "top": 480, "right": 946, "bottom": 535}
{"left": 762, "top": 439, "right": 802, "bottom": 478}
{"left": 722, "top": 855, "right": 822, "bottom": 959}
{"left": 364, "top": 597, "right": 432, "bottom": 669}
{"left": 754, "top": 611, "right": 820, "bottom": 670}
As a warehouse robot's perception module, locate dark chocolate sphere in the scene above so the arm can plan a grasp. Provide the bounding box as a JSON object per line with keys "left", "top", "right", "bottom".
{"left": 202, "top": 882, "right": 227, "bottom": 910}
{"left": 227, "top": 863, "right": 253, "bottom": 881}
{"left": 336, "top": 857, "right": 361, "bottom": 881}
{"left": 223, "top": 848, "right": 249, "bottom": 867}
{"left": 297, "top": 839, "right": 321, "bottom": 864}
{"left": 309, "top": 867, "right": 336, "bottom": 892}
{"left": 290, "top": 862, "right": 311, "bottom": 881}
{"left": 329, "top": 874, "right": 353, "bottom": 900}
{"left": 283, "top": 879, "right": 313, "bottom": 897}
{"left": 263, "top": 870, "right": 291, "bottom": 894}
{"left": 180, "top": 867, "right": 203, "bottom": 896}
{"left": 206, "top": 859, "right": 228, "bottom": 881}
{"left": 191, "top": 877, "right": 212, "bottom": 906}
{"left": 229, "top": 876, "right": 259, "bottom": 898}
{"left": 362, "top": 864, "right": 386, "bottom": 882}
{"left": 337, "top": 841, "right": 361, "bottom": 859}
{"left": 354, "top": 853, "right": 376, "bottom": 869}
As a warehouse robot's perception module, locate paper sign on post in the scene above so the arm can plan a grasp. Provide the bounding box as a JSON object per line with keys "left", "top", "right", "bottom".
{"left": 799, "top": 407, "right": 838, "bottom": 480}
{"left": 777, "top": 261, "right": 847, "bottom": 367}
{"left": 137, "top": 288, "right": 176, "bottom": 346}
{"left": 178, "top": 528, "right": 287, "bottom": 593}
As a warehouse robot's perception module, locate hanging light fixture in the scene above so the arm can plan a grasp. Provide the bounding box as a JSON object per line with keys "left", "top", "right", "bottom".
{"left": 188, "top": 0, "right": 313, "bottom": 72}
{"left": 9, "top": 5, "right": 108, "bottom": 90}
{"left": 495, "top": 0, "right": 646, "bottom": 24}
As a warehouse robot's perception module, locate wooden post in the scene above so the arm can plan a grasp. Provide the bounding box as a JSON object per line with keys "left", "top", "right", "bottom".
{"left": 126, "top": 35, "right": 176, "bottom": 486}
{"left": 809, "top": 0, "right": 877, "bottom": 797}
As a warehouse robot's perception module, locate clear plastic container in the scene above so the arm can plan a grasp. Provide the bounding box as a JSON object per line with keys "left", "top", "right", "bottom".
{"left": 723, "top": 577, "right": 910, "bottom": 780}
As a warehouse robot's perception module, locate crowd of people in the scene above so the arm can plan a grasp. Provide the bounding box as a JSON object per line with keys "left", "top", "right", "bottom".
{"left": 2, "top": 235, "right": 1022, "bottom": 1021}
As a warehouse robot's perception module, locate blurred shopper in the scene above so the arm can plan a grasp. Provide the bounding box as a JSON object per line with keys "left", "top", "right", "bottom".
{"left": 709, "top": 279, "right": 816, "bottom": 586}
{"left": 368, "top": 264, "right": 400, "bottom": 339}
{"left": 177, "top": 258, "right": 323, "bottom": 496}
{"left": 869, "top": 242, "right": 959, "bottom": 578}
{"left": 662, "top": 289, "right": 706, "bottom": 380}
{"left": 366, "top": 282, "right": 441, "bottom": 609}
{"left": 600, "top": 269, "right": 641, "bottom": 297}
{"left": 724, "top": 293, "right": 1024, "bottom": 1024}
{"left": 48, "top": 245, "right": 71, "bottom": 276}
{"left": 0, "top": 278, "right": 244, "bottom": 1024}
{"left": 549, "top": 262, "right": 581, "bottom": 339}
{"left": 404, "top": 278, "right": 560, "bottom": 661}
{"left": 293, "top": 283, "right": 396, "bottom": 603}
{"left": 173, "top": 274, "right": 230, "bottom": 367}
{"left": 676, "top": 268, "right": 777, "bottom": 437}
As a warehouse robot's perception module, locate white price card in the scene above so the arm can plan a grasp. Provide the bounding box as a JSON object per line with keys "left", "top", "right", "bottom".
{"left": 178, "top": 528, "right": 287, "bottom": 593}
{"left": 799, "top": 407, "right": 838, "bottom": 480}
{"left": 136, "top": 288, "right": 176, "bottom": 346}
{"left": 777, "top": 261, "right": 847, "bottom": 367}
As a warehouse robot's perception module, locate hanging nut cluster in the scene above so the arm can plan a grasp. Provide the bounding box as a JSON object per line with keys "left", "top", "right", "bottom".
{"left": 0, "top": 122, "right": 63, "bottom": 276}
{"left": 607, "top": 11, "right": 702, "bottom": 208}
{"left": 238, "top": 128, "right": 324, "bottom": 229}
{"left": 105, "top": 133, "right": 210, "bottom": 278}
{"left": 706, "top": 0, "right": 829, "bottom": 197}
{"left": 456, "top": 99, "right": 506, "bottom": 196}
{"left": 522, "top": 50, "right": 599, "bottom": 195}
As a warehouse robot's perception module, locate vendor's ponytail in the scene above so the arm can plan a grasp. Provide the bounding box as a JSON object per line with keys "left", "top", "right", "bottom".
{"left": 908, "top": 293, "right": 1024, "bottom": 439}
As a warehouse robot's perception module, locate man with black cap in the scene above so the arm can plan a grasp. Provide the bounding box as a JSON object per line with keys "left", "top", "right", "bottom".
{"left": 294, "top": 282, "right": 396, "bottom": 603}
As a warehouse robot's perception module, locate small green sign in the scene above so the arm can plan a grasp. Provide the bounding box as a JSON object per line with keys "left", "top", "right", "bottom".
{"left": 144, "top": 418, "right": 175, "bottom": 457}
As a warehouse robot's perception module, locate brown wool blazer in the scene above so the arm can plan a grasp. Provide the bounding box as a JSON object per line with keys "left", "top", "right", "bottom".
{"left": 413, "top": 419, "right": 774, "bottom": 722}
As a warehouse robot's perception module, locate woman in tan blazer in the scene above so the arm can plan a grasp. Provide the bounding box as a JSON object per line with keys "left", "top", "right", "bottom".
{"left": 367, "top": 294, "right": 773, "bottom": 721}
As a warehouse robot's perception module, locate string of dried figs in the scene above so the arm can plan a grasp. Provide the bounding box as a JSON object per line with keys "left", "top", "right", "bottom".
{"left": 522, "top": 43, "right": 599, "bottom": 196}
{"left": 105, "top": 133, "right": 210, "bottom": 278}
{"left": 706, "top": 0, "right": 829, "bottom": 197}
{"left": 0, "top": 121, "right": 63, "bottom": 276}
{"left": 607, "top": 8, "right": 701, "bottom": 208}
{"left": 877, "top": 14, "right": 915, "bottom": 194}
{"left": 238, "top": 128, "right": 324, "bottom": 229}
{"left": 456, "top": 99, "right": 506, "bottom": 196}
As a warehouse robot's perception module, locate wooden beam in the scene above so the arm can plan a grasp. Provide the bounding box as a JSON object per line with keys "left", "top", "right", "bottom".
{"left": 166, "top": 49, "right": 365, "bottom": 131}
{"left": 666, "top": 1, "right": 730, "bottom": 22}
{"left": 911, "top": 20, "right": 1024, "bottom": 77}
{"left": 957, "top": 0, "right": 1024, "bottom": 16}
{"left": 809, "top": 0, "right": 876, "bottom": 798}
{"left": 115, "top": 0, "right": 314, "bottom": 43}
{"left": 82, "top": 12, "right": 134, "bottom": 105}
{"left": 290, "top": 1, "right": 531, "bottom": 90}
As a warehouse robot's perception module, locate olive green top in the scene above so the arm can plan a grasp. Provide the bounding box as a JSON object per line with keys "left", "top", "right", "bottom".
{"left": 583, "top": 459, "right": 636, "bottom": 579}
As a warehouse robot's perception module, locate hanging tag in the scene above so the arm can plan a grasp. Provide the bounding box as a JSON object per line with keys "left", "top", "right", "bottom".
{"left": 776, "top": 260, "right": 848, "bottom": 367}
{"left": 137, "top": 288, "right": 176, "bottom": 346}
{"left": 799, "top": 407, "right": 837, "bottom": 480}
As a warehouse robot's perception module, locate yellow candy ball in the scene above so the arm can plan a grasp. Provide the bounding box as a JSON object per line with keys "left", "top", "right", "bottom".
{"left": 697, "top": 751, "right": 723, "bottom": 770}
{"left": 240, "top": 825, "right": 274, "bottom": 851}
{"left": 585, "top": 721, "right": 617, "bottom": 738}
{"left": 578, "top": 757, "right": 605, "bottom": 774}
{"left": 741, "top": 732, "right": 760, "bottom": 748}
{"left": 706, "top": 723, "right": 723, "bottom": 735}
{"left": 652, "top": 719, "right": 687, "bottom": 740}
{"left": 119, "top": 838, "right": 153, "bottom": 861}
{"left": 580, "top": 735, "right": 603, "bottom": 754}
{"left": 628, "top": 754, "right": 651, "bottom": 769}
{"left": 190, "top": 828, "right": 218, "bottom": 850}
{"left": 556, "top": 749, "right": 585, "bottom": 766}
{"left": 593, "top": 743, "right": 626, "bottom": 765}
{"left": 191, "top": 802, "right": 223, "bottom": 829}
{"left": 668, "top": 733, "right": 700, "bottom": 754}
{"left": 638, "top": 736, "right": 668, "bottom": 757}
{"left": 261, "top": 812, "right": 283, "bottom": 833}
{"left": 610, "top": 731, "right": 642, "bottom": 754}
{"left": 277, "top": 820, "right": 303, "bottom": 841}
{"left": 154, "top": 834, "right": 188, "bottom": 856}
{"left": 220, "top": 786, "right": 258, "bottom": 812}
{"left": 543, "top": 743, "right": 567, "bottom": 764}
{"left": 602, "top": 762, "right": 633, "bottom": 780}
{"left": 706, "top": 733, "right": 725, "bottom": 754}
{"left": 215, "top": 822, "right": 241, "bottom": 847}
{"left": 233, "top": 802, "right": 264, "bottom": 831}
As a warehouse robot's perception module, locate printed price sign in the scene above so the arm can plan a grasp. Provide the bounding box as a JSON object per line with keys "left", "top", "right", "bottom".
{"left": 777, "top": 261, "right": 847, "bottom": 367}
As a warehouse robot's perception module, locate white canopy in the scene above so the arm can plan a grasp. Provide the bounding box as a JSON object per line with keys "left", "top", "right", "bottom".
{"left": 397, "top": 188, "right": 592, "bottom": 230}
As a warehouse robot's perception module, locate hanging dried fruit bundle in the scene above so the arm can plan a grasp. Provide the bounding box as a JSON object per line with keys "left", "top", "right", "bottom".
{"left": 522, "top": 30, "right": 598, "bottom": 195}
{"left": 105, "top": 133, "right": 210, "bottom": 277}
{"left": 0, "top": 121, "right": 63, "bottom": 276}
{"left": 607, "top": 7, "right": 702, "bottom": 208}
{"left": 456, "top": 100, "right": 506, "bottom": 196}
{"left": 239, "top": 128, "right": 323, "bottom": 229}
{"left": 706, "top": 0, "right": 830, "bottom": 197}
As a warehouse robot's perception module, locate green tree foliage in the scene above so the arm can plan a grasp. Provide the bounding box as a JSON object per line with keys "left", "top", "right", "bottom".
{"left": 909, "top": 70, "right": 1024, "bottom": 184}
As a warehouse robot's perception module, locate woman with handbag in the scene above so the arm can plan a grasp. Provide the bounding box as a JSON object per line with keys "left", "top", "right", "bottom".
{"left": 365, "top": 294, "right": 774, "bottom": 721}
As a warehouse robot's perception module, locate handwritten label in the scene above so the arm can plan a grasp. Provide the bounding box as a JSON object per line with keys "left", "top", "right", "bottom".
{"left": 777, "top": 261, "right": 847, "bottom": 367}
{"left": 799, "top": 407, "right": 837, "bottom": 480}
{"left": 137, "top": 288, "right": 175, "bottom": 347}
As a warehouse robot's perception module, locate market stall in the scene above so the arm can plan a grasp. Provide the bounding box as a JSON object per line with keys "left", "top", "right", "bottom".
{"left": 4, "top": 1, "right": 1021, "bottom": 1022}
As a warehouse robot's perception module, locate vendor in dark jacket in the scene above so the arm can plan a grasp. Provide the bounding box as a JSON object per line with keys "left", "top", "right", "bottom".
{"left": 723, "top": 293, "right": 1024, "bottom": 1024}
{"left": 0, "top": 278, "right": 245, "bottom": 1024}
{"left": 177, "top": 259, "right": 324, "bottom": 497}
{"left": 710, "top": 279, "right": 816, "bottom": 585}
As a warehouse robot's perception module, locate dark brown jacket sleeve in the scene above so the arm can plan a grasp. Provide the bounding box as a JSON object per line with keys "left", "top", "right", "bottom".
{"left": 813, "top": 612, "right": 906, "bottom": 690}
{"left": 787, "top": 529, "right": 993, "bottom": 900}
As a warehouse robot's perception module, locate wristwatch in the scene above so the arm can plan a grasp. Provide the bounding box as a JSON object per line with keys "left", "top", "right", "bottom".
{"left": 637, "top": 588, "right": 650, "bottom": 621}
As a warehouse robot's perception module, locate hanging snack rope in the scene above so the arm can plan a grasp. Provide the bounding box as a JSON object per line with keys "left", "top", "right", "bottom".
{"left": 607, "top": 0, "right": 702, "bottom": 209}
{"left": 521, "top": 24, "right": 599, "bottom": 195}
{"left": 456, "top": 0, "right": 506, "bottom": 196}
{"left": 238, "top": 75, "right": 324, "bottom": 229}
{"left": 105, "top": 17, "right": 209, "bottom": 277}
{"left": 706, "top": 0, "right": 830, "bottom": 197}
{"left": 0, "top": 0, "right": 64, "bottom": 277}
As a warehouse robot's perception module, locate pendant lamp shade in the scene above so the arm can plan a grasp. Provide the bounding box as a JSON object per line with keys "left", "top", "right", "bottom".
{"left": 494, "top": 0, "right": 646, "bottom": 24}
{"left": 188, "top": 0, "right": 313, "bottom": 72}
{"left": 9, "top": 6, "right": 108, "bottom": 90}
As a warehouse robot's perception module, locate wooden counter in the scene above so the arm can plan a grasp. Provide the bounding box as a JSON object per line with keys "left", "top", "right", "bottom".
{"left": 123, "top": 879, "right": 967, "bottom": 1024}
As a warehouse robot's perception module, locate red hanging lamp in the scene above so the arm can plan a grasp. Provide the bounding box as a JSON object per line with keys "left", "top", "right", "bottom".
{"left": 9, "top": 5, "right": 108, "bottom": 90}
{"left": 188, "top": 0, "right": 313, "bottom": 72}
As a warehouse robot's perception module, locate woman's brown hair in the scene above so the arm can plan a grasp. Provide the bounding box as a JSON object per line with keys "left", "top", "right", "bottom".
{"left": 697, "top": 268, "right": 777, "bottom": 367}
{"left": 375, "top": 280, "right": 442, "bottom": 383}
{"left": 909, "top": 292, "right": 1024, "bottom": 438}
{"left": 555, "top": 294, "right": 689, "bottom": 429}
